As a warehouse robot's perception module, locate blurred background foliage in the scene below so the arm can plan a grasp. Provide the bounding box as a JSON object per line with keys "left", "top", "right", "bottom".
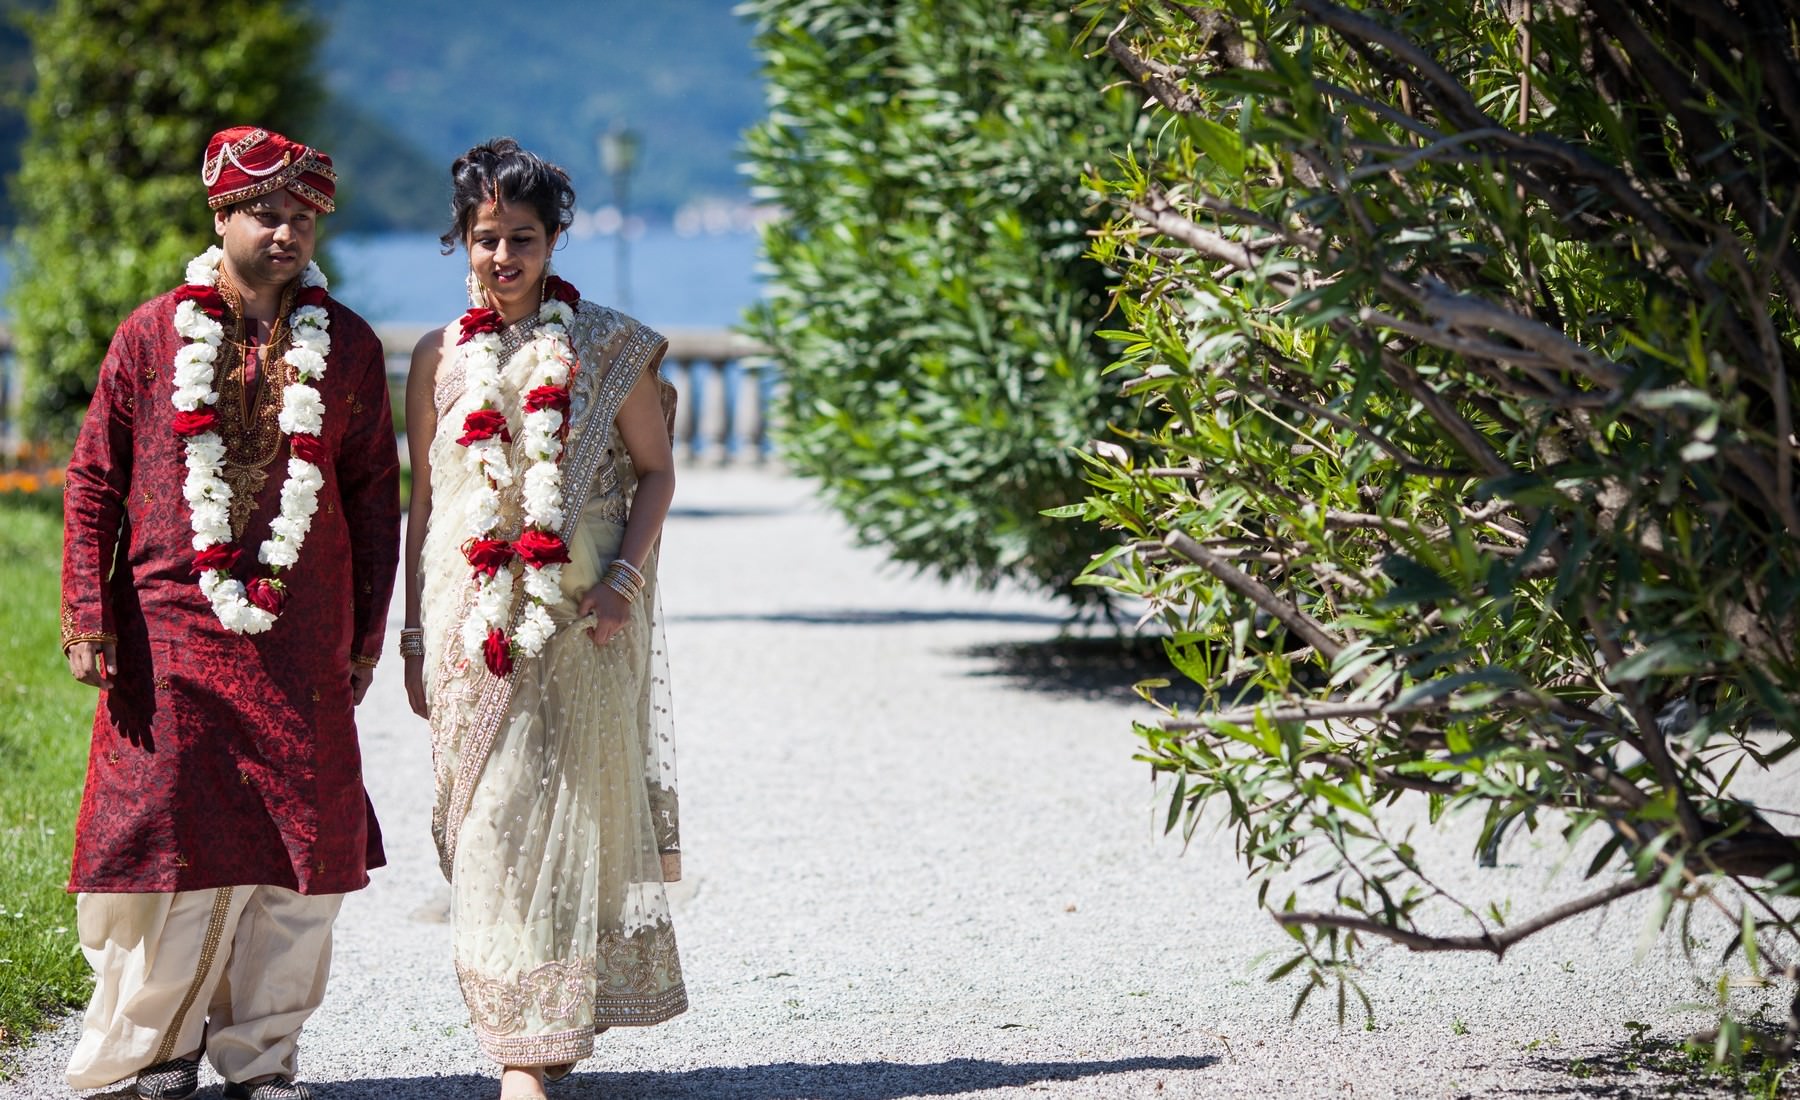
{"left": 9, "top": 0, "right": 320, "bottom": 439}
{"left": 1078, "top": 0, "right": 1799, "bottom": 1060}
{"left": 0, "top": 0, "right": 762, "bottom": 439}
{"left": 0, "top": 0, "right": 762, "bottom": 235}
{"left": 742, "top": 0, "right": 1146, "bottom": 602}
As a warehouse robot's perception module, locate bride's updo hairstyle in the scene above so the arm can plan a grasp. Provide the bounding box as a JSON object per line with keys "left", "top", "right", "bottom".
{"left": 440, "top": 137, "right": 577, "bottom": 253}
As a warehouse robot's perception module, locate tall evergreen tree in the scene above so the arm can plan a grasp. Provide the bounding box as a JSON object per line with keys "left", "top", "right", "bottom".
{"left": 10, "top": 0, "right": 319, "bottom": 439}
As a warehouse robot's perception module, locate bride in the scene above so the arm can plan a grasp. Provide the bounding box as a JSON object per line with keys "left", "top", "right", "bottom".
{"left": 401, "top": 137, "right": 685, "bottom": 1098}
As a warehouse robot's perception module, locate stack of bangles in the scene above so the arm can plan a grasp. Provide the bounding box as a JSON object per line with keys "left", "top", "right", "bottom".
{"left": 399, "top": 627, "right": 425, "bottom": 659}
{"left": 603, "top": 558, "right": 646, "bottom": 602}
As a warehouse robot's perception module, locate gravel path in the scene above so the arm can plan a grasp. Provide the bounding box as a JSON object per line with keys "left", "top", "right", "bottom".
{"left": 6, "top": 466, "right": 1796, "bottom": 1099}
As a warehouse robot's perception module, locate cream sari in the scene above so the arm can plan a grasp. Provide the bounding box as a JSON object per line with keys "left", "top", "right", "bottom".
{"left": 420, "top": 301, "right": 685, "bottom": 1067}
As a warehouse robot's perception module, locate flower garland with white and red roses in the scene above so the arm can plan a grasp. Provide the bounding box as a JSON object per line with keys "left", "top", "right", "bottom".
{"left": 454, "top": 276, "right": 581, "bottom": 676}
{"left": 172, "top": 246, "right": 332, "bottom": 634}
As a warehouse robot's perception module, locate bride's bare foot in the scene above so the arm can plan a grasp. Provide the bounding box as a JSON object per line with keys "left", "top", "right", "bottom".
{"left": 499, "top": 1066, "right": 547, "bottom": 1099}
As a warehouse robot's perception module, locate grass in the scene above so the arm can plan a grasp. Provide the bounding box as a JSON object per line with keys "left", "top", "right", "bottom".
{"left": 0, "top": 494, "right": 94, "bottom": 1064}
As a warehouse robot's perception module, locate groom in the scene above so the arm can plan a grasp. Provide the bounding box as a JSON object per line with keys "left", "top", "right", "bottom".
{"left": 58, "top": 126, "right": 399, "bottom": 1100}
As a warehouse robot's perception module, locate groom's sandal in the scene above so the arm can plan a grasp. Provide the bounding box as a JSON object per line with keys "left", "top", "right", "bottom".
{"left": 223, "top": 1076, "right": 312, "bottom": 1100}
{"left": 544, "top": 1063, "right": 576, "bottom": 1082}
{"left": 135, "top": 1056, "right": 201, "bottom": 1100}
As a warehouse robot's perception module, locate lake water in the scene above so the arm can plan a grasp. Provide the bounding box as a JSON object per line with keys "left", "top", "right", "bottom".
{"left": 330, "top": 229, "right": 764, "bottom": 329}
{"left": 0, "top": 228, "right": 765, "bottom": 330}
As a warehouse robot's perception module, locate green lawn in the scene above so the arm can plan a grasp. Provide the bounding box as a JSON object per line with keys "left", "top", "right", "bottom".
{"left": 0, "top": 497, "right": 93, "bottom": 1062}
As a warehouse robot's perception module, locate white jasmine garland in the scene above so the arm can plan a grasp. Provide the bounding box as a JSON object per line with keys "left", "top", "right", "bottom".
{"left": 514, "top": 603, "right": 556, "bottom": 654}
{"left": 522, "top": 566, "right": 562, "bottom": 605}
{"left": 521, "top": 462, "right": 564, "bottom": 530}
{"left": 278, "top": 383, "right": 325, "bottom": 435}
{"left": 172, "top": 248, "right": 333, "bottom": 633}
{"left": 453, "top": 285, "right": 582, "bottom": 668}
{"left": 286, "top": 345, "right": 327, "bottom": 379}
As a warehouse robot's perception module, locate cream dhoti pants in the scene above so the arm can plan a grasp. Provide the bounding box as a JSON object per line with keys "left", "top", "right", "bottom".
{"left": 67, "top": 886, "right": 343, "bottom": 1090}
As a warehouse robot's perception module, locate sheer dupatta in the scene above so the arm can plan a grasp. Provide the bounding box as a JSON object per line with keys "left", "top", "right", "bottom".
{"left": 419, "top": 301, "right": 685, "bottom": 1065}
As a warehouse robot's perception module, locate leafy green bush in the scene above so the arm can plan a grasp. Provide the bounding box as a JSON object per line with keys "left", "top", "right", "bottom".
{"left": 1079, "top": 0, "right": 1799, "bottom": 1057}
{"left": 9, "top": 0, "right": 319, "bottom": 440}
{"left": 742, "top": 0, "right": 1144, "bottom": 599}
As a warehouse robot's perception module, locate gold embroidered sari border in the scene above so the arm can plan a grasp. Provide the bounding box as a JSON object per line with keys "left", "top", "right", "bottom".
{"left": 471, "top": 986, "right": 690, "bottom": 1065}
{"left": 595, "top": 984, "right": 689, "bottom": 1027}
{"left": 555, "top": 321, "right": 664, "bottom": 549}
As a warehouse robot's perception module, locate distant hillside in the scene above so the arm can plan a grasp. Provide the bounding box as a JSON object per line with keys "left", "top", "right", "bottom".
{"left": 0, "top": 0, "right": 762, "bottom": 232}
{"left": 315, "top": 0, "right": 763, "bottom": 228}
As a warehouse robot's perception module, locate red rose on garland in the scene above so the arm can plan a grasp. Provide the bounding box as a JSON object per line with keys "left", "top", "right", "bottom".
{"left": 171, "top": 409, "right": 220, "bottom": 438}
{"left": 457, "top": 409, "right": 512, "bottom": 447}
{"left": 464, "top": 537, "right": 514, "bottom": 578}
{"left": 522, "top": 385, "right": 570, "bottom": 415}
{"left": 173, "top": 284, "right": 227, "bottom": 319}
{"left": 543, "top": 276, "right": 580, "bottom": 305}
{"left": 295, "top": 285, "right": 329, "bottom": 309}
{"left": 514, "top": 529, "right": 571, "bottom": 568}
{"left": 289, "top": 433, "right": 328, "bottom": 466}
{"left": 457, "top": 307, "right": 505, "bottom": 345}
{"left": 245, "top": 578, "right": 287, "bottom": 615}
{"left": 482, "top": 628, "right": 514, "bottom": 677}
{"left": 191, "top": 545, "right": 241, "bottom": 575}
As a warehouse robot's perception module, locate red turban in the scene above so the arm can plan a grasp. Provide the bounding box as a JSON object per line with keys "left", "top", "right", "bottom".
{"left": 201, "top": 126, "right": 337, "bottom": 213}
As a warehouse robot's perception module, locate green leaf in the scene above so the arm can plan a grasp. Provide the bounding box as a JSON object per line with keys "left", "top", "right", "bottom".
{"left": 1183, "top": 116, "right": 1246, "bottom": 177}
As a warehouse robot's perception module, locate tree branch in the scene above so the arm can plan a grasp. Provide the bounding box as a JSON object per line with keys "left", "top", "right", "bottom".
{"left": 1162, "top": 529, "right": 1349, "bottom": 661}
{"left": 1274, "top": 876, "right": 1652, "bottom": 959}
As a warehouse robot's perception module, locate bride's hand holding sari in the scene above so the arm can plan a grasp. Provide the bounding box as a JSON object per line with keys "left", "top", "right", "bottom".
{"left": 577, "top": 585, "right": 631, "bottom": 646}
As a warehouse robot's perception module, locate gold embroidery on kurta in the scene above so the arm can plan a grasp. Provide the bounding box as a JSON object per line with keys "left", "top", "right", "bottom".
{"left": 215, "top": 278, "right": 300, "bottom": 537}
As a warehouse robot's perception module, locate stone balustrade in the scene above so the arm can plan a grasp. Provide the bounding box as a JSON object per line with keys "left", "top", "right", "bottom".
{"left": 1, "top": 323, "right": 776, "bottom": 463}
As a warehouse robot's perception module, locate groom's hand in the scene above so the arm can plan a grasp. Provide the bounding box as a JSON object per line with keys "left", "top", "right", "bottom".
{"left": 66, "top": 640, "right": 117, "bottom": 690}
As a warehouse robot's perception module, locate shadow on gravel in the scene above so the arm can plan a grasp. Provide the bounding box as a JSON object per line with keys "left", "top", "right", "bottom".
{"left": 961, "top": 636, "right": 1208, "bottom": 708}
{"left": 673, "top": 609, "right": 1069, "bottom": 627}
{"left": 310, "top": 1054, "right": 1219, "bottom": 1099}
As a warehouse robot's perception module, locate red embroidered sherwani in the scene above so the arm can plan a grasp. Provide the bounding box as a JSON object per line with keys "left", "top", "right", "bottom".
{"left": 60, "top": 289, "right": 399, "bottom": 895}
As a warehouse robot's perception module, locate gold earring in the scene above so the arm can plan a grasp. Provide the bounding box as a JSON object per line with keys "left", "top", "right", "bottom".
{"left": 466, "top": 267, "right": 496, "bottom": 310}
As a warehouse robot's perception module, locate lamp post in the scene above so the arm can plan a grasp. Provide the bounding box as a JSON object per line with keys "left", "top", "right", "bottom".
{"left": 599, "top": 126, "right": 640, "bottom": 312}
